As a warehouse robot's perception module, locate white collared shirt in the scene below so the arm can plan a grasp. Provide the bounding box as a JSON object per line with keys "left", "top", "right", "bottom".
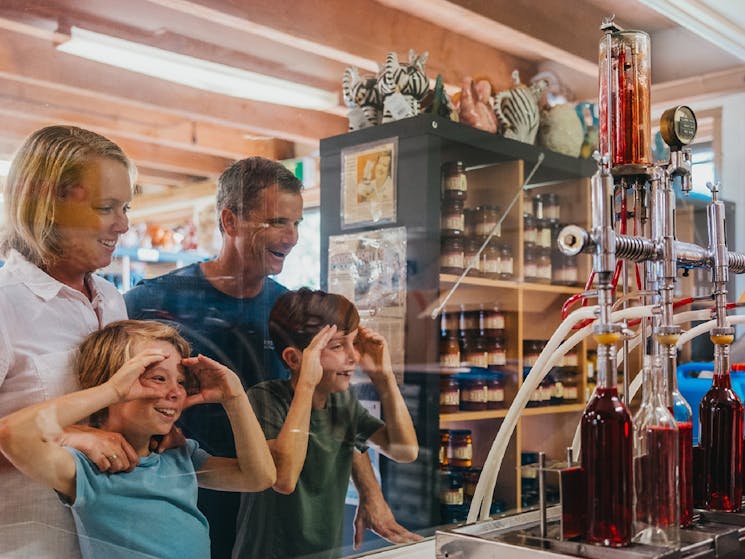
{"left": 0, "top": 249, "right": 127, "bottom": 558}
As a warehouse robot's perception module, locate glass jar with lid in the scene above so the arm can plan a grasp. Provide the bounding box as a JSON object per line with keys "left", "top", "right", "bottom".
{"left": 533, "top": 193, "right": 560, "bottom": 221}
{"left": 523, "top": 213, "right": 537, "bottom": 246}
{"left": 458, "top": 306, "right": 479, "bottom": 338}
{"left": 459, "top": 374, "right": 488, "bottom": 411}
{"left": 474, "top": 205, "right": 500, "bottom": 238}
{"left": 479, "top": 239, "right": 500, "bottom": 279}
{"left": 552, "top": 252, "right": 579, "bottom": 286}
{"left": 524, "top": 245, "right": 538, "bottom": 281}
{"left": 439, "top": 469, "right": 464, "bottom": 505}
{"left": 536, "top": 218, "right": 552, "bottom": 249}
{"left": 442, "top": 161, "right": 468, "bottom": 196}
{"left": 439, "top": 335, "right": 461, "bottom": 368}
{"left": 440, "top": 237, "right": 464, "bottom": 275}
{"left": 439, "top": 375, "right": 460, "bottom": 413}
{"left": 463, "top": 207, "right": 476, "bottom": 237}
{"left": 479, "top": 305, "right": 505, "bottom": 338}
{"left": 464, "top": 237, "right": 482, "bottom": 276}
{"left": 498, "top": 244, "right": 515, "bottom": 280}
{"left": 462, "top": 336, "right": 488, "bottom": 369}
{"left": 441, "top": 199, "right": 465, "bottom": 238}
{"left": 486, "top": 337, "right": 507, "bottom": 369}
{"left": 439, "top": 430, "right": 450, "bottom": 469}
{"left": 536, "top": 247, "right": 552, "bottom": 284}
{"left": 485, "top": 373, "right": 506, "bottom": 409}
{"left": 449, "top": 429, "right": 473, "bottom": 468}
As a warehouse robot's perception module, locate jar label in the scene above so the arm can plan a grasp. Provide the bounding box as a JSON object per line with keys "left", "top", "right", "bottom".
{"left": 538, "top": 265, "right": 552, "bottom": 279}
{"left": 553, "top": 381, "right": 564, "bottom": 399}
{"left": 440, "top": 354, "right": 461, "bottom": 368}
{"left": 564, "top": 386, "right": 578, "bottom": 400}
{"left": 563, "top": 354, "right": 578, "bottom": 367}
{"left": 462, "top": 387, "right": 487, "bottom": 402}
{"left": 442, "top": 215, "right": 464, "bottom": 230}
{"left": 441, "top": 253, "right": 464, "bottom": 268}
{"left": 440, "top": 487, "right": 464, "bottom": 505}
{"left": 485, "top": 316, "right": 505, "bottom": 329}
{"left": 451, "top": 444, "right": 473, "bottom": 460}
{"left": 524, "top": 230, "right": 536, "bottom": 243}
{"left": 524, "top": 263, "right": 537, "bottom": 278}
{"left": 465, "top": 353, "right": 488, "bottom": 368}
{"left": 488, "top": 351, "right": 506, "bottom": 365}
{"left": 488, "top": 387, "right": 505, "bottom": 402}
{"left": 476, "top": 223, "right": 500, "bottom": 237}
{"left": 440, "top": 390, "right": 460, "bottom": 406}
{"left": 444, "top": 175, "right": 467, "bottom": 191}
{"left": 537, "top": 229, "right": 551, "bottom": 248}
{"left": 481, "top": 259, "right": 499, "bottom": 273}
{"left": 500, "top": 259, "right": 514, "bottom": 274}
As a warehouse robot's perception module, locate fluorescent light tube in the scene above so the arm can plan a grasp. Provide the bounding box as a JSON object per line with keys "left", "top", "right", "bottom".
{"left": 57, "top": 27, "right": 339, "bottom": 110}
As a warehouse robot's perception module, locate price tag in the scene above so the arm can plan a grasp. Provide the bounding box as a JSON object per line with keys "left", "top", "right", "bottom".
{"left": 385, "top": 92, "right": 414, "bottom": 120}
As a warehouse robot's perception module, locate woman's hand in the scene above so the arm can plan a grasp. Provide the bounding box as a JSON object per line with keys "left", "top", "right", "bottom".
{"left": 182, "top": 354, "right": 244, "bottom": 407}
{"left": 106, "top": 349, "right": 169, "bottom": 403}
{"left": 56, "top": 425, "right": 139, "bottom": 473}
{"left": 355, "top": 326, "right": 393, "bottom": 383}
{"left": 298, "top": 325, "right": 337, "bottom": 389}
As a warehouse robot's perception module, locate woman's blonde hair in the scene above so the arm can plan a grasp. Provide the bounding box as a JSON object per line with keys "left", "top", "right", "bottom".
{"left": 76, "top": 320, "right": 192, "bottom": 427}
{"left": 0, "top": 125, "right": 136, "bottom": 267}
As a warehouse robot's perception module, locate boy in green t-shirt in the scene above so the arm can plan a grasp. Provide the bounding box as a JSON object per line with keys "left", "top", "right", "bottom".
{"left": 232, "top": 288, "right": 419, "bottom": 559}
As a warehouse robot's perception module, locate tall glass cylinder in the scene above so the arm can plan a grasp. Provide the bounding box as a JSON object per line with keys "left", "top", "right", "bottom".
{"left": 581, "top": 343, "right": 633, "bottom": 547}
{"left": 633, "top": 359, "right": 679, "bottom": 544}
{"left": 598, "top": 30, "right": 651, "bottom": 168}
{"left": 700, "top": 345, "right": 743, "bottom": 512}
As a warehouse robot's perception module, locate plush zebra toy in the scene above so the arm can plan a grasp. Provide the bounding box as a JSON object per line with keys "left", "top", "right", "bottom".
{"left": 378, "top": 49, "right": 430, "bottom": 123}
{"left": 342, "top": 67, "right": 382, "bottom": 130}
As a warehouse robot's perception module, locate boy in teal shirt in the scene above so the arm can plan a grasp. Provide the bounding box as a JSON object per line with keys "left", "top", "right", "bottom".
{"left": 233, "top": 288, "right": 418, "bottom": 559}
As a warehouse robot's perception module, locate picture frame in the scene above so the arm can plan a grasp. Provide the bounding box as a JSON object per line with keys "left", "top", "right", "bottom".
{"left": 340, "top": 137, "right": 398, "bottom": 228}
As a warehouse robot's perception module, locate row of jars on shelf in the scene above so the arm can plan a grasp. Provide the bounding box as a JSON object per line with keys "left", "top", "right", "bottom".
{"left": 441, "top": 236, "right": 579, "bottom": 285}
{"left": 440, "top": 372, "right": 506, "bottom": 413}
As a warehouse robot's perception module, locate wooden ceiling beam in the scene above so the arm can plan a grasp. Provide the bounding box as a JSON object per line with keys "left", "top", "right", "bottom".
{"left": 0, "top": 83, "right": 295, "bottom": 160}
{"left": 0, "top": 113, "right": 232, "bottom": 178}
{"left": 0, "top": 28, "right": 347, "bottom": 146}
{"left": 146, "top": 0, "right": 536, "bottom": 91}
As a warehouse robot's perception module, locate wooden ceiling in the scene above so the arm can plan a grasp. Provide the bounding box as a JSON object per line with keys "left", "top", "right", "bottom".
{"left": 1, "top": 0, "right": 744, "bottom": 210}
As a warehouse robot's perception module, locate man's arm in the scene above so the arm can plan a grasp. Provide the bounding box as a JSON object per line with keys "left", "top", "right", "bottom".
{"left": 351, "top": 452, "right": 423, "bottom": 549}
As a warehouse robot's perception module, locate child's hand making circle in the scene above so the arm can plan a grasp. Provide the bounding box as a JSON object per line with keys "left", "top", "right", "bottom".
{"left": 181, "top": 354, "right": 244, "bottom": 408}
{"left": 107, "top": 350, "right": 169, "bottom": 402}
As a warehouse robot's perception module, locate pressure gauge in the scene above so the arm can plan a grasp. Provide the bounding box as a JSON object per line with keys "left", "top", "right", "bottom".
{"left": 659, "top": 105, "right": 697, "bottom": 149}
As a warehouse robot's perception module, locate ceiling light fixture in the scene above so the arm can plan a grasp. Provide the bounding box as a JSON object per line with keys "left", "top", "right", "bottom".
{"left": 57, "top": 27, "right": 339, "bottom": 110}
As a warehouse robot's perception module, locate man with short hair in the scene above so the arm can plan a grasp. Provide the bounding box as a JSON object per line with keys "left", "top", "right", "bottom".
{"left": 125, "top": 157, "right": 419, "bottom": 559}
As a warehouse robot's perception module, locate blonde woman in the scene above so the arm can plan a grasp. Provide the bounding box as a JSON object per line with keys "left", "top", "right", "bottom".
{"left": 0, "top": 125, "right": 139, "bottom": 556}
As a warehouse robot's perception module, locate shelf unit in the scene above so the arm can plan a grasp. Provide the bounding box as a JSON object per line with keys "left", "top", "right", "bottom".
{"left": 319, "top": 114, "right": 595, "bottom": 530}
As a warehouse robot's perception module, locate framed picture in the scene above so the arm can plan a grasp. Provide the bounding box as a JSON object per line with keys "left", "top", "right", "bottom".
{"left": 340, "top": 137, "right": 398, "bottom": 228}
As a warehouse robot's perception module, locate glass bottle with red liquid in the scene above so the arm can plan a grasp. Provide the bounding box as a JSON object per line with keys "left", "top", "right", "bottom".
{"left": 633, "top": 357, "right": 679, "bottom": 544}
{"left": 665, "top": 351, "right": 694, "bottom": 527}
{"left": 700, "top": 342, "right": 743, "bottom": 512}
{"left": 581, "top": 343, "right": 633, "bottom": 547}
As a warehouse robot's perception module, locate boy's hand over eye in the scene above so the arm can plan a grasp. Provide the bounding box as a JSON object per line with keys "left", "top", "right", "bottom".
{"left": 298, "top": 325, "right": 337, "bottom": 389}
{"left": 182, "top": 355, "right": 244, "bottom": 407}
{"left": 355, "top": 327, "right": 393, "bottom": 383}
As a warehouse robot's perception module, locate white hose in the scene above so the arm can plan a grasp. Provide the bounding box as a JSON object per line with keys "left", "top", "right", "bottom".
{"left": 468, "top": 305, "right": 599, "bottom": 522}
{"left": 469, "top": 304, "right": 655, "bottom": 522}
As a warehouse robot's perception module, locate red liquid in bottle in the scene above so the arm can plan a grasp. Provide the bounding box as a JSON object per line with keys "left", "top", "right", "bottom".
{"left": 677, "top": 422, "right": 694, "bottom": 527}
{"left": 634, "top": 426, "right": 678, "bottom": 527}
{"left": 582, "top": 386, "right": 633, "bottom": 546}
{"left": 700, "top": 377, "right": 743, "bottom": 512}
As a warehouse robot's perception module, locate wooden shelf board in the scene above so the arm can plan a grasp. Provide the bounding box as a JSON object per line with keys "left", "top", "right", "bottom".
{"left": 439, "top": 274, "right": 583, "bottom": 295}
{"left": 439, "top": 403, "right": 585, "bottom": 423}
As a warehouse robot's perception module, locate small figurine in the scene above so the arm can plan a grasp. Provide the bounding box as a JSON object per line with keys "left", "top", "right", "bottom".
{"left": 458, "top": 76, "right": 497, "bottom": 133}
{"left": 494, "top": 70, "right": 547, "bottom": 144}
{"left": 378, "top": 49, "right": 430, "bottom": 123}
{"left": 342, "top": 67, "right": 382, "bottom": 131}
